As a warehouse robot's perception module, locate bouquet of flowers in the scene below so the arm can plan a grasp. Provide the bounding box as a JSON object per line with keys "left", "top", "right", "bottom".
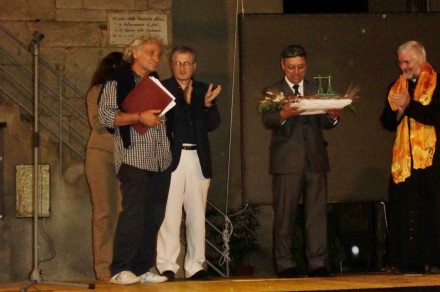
{"left": 257, "top": 85, "right": 359, "bottom": 114}
{"left": 258, "top": 87, "right": 292, "bottom": 113}
{"left": 257, "top": 88, "right": 291, "bottom": 113}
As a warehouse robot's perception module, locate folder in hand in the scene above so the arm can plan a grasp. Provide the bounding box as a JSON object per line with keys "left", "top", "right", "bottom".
{"left": 122, "top": 76, "right": 176, "bottom": 134}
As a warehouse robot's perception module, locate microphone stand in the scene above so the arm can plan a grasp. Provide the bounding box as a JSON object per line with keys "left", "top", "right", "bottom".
{"left": 0, "top": 31, "right": 95, "bottom": 291}
{"left": 30, "top": 30, "right": 44, "bottom": 286}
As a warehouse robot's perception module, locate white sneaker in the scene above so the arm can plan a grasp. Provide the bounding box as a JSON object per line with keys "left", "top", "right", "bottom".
{"left": 110, "top": 271, "right": 140, "bottom": 285}
{"left": 139, "top": 271, "right": 168, "bottom": 283}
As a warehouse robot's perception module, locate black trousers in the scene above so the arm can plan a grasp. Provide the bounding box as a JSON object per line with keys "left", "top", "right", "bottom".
{"left": 110, "top": 164, "right": 171, "bottom": 276}
{"left": 388, "top": 167, "right": 440, "bottom": 269}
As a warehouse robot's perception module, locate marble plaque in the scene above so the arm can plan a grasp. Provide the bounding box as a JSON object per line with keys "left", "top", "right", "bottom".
{"left": 109, "top": 12, "right": 168, "bottom": 46}
{"left": 16, "top": 165, "right": 50, "bottom": 217}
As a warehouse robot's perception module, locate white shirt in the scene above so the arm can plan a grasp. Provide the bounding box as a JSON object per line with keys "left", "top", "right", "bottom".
{"left": 284, "top": 77, "right": 304, "bottom": 96}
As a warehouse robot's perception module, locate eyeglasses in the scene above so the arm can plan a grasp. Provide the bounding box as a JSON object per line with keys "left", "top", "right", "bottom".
{"left": 283, "top": 63, "right": 306, "bottom": 72}
{"left": 172, "top": 61, "right": 194, "bottom": 68}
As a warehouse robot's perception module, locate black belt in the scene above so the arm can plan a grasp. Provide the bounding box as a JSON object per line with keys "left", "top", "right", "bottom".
{"left": 182, "top": 145, "right": 197, "bottom": 150}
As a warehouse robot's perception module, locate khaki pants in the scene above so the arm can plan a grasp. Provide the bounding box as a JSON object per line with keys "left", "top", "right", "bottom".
{"left": 85, "top": 148, "right": 121, "bottom": 280}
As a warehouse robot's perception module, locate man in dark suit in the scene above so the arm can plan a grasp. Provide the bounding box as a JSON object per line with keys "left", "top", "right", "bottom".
{"left": 262, "top": 44, "right": 341, "bottom": 278}
{"left": 156, "top": 46, "right": 221, "bottom": 281}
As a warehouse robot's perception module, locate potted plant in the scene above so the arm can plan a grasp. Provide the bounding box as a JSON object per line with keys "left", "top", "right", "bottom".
{"left": 228, "top": 204, "right": 261, "bottom": 275}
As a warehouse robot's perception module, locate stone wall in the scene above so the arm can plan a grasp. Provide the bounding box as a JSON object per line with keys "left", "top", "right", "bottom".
{"left": 0, "top": 0, "right": 172, "bottom": 94}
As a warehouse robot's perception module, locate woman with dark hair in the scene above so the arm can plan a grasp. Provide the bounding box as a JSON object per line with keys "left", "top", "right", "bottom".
{"left": 85, "top": 51, "right": 124, "bottom": 281}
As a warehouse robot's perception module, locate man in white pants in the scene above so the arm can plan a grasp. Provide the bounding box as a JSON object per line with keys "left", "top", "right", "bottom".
{"left": 156, "top": 46, "right": 221, "bottom": 280}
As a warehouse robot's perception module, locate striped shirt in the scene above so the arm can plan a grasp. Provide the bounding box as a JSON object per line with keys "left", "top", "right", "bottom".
{"left": 98, "top": 75, "right": 171, "bottom": 173}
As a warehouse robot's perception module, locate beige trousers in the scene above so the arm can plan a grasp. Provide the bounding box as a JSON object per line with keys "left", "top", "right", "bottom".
{"left": 85, "top": 148, "right": 121, "bottom": 280}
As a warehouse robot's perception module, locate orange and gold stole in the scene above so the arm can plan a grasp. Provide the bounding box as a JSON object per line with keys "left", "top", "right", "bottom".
{"left": 388, "top": 62, "right": 437, "bottom": 183}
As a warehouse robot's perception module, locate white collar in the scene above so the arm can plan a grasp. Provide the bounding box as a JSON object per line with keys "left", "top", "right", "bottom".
{"left": 284, "top": 77, "right": 304, "bottom": 94}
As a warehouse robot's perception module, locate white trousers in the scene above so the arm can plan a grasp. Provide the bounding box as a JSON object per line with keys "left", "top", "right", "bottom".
{"left": 156, "top": 149, "right": 210, "bottom": 278}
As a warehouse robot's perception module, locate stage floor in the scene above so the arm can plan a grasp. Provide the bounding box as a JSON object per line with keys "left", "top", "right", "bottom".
{"left": 1, "top": 273, "right": 440, "bottom": 291}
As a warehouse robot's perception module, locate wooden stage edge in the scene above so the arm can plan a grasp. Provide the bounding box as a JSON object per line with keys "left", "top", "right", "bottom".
{"left": 1, "top": 273, "right": 440, "bottom": 292}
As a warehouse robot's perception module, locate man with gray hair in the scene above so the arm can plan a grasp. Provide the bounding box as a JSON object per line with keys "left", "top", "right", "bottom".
{"left": 156, "top": 46, "right": 221, "bottom": 281}
{"left": 381, "top": 40, "right": 440, "bottom": 274}
{"left": 98, "top": 36, "right": 171, "bottom": 285}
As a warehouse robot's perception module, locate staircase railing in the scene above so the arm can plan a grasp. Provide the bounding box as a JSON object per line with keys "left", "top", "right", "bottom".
{"left": 0, "top": 22, "right": 230, "bottom": 277}
{"left": 206, "top": 201, "right": 230, "bottom": 276}
{"left": 0, "top": 23, "right": 88, "bottom": 167}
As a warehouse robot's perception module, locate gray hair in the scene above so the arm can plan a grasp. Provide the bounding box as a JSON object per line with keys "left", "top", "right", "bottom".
{"left": 123, "top": 36, "right": 162, "bottom": 63}
{"left": 397, "top": 40, "right": 426, "bottom": 62}
{"left": 169, "top": 46, "right": 197, "bottom": 64}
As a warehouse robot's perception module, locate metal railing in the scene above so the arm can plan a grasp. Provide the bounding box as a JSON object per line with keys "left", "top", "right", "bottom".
{"left": 206, "top": 201, "right": 230, "bottom": 277}
{"left": 0, "top": 23, "right": 88, "bottom": 167}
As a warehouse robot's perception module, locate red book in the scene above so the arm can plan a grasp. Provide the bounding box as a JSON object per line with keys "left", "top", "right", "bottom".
{"left": 122, "top": 76, "right": 176, "bottom": 134}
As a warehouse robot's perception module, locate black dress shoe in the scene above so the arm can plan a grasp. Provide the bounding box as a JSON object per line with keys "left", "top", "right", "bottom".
{"left": 391, "top": 266, "right": 404, "bottom": 275}
{"left": 278, "top": 267, "right": 302, "bottom": 278}
{"left": 308, "top": 267, "right": 331, "bottom": 277}
{"left": 188, "top": 270, "right": 208, "bottom": 280}
{"left": 161, "top": 270, "right": 175, "bottom": 281}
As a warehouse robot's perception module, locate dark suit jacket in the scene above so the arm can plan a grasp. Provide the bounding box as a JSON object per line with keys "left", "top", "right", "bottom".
{"left": 262, "top": 78, "right": 336, "bottom": 174}
{"left": 163, "top": 77, "right": 221, "bottom": 178}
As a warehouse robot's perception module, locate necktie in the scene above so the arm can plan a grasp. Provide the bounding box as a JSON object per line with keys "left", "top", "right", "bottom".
{"left": 292, "top": 84, "right": 300, "bottom": 96}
